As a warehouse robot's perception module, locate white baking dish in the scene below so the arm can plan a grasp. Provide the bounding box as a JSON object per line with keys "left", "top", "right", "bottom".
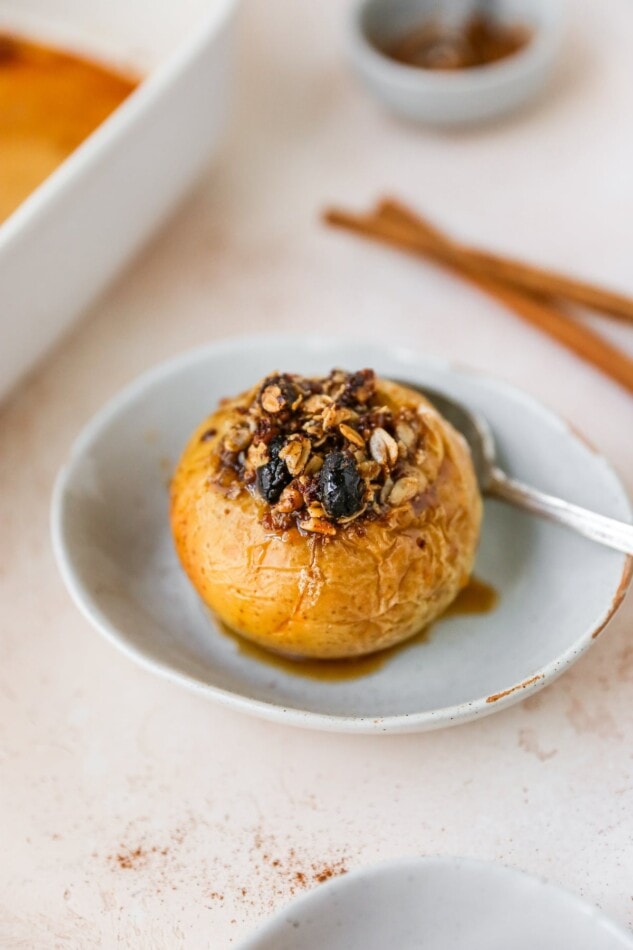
{"left": 0, "top": 0, "right": 238, "bottom": 401}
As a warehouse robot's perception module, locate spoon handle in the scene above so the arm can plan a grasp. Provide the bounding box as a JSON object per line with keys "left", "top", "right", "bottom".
{"left": 488, "top": 467, "right": 633, "bottom": 555}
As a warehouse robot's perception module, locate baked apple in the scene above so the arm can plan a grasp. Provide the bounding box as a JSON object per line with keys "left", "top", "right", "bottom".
{"left": 170, "top": 369, "right": 482, "bottom": 659}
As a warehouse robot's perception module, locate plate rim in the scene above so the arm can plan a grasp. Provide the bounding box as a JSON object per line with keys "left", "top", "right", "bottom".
{"left": 50, "top": 334, "right": 633, "bottom": 734}
{"left": 235, "top": 854, "right": 633, "bottom": 949}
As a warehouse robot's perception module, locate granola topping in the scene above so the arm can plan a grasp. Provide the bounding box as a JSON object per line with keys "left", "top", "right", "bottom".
{"left": 213, "top": 369, "right": 429, "bottom": 534}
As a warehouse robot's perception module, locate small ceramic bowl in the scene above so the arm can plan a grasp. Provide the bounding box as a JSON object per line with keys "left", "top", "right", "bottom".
{"left": 348, "top": 0, "right": 565, "bottom": 125}
{"left": 238, "top": 857, "right": 633, "bottom": 950}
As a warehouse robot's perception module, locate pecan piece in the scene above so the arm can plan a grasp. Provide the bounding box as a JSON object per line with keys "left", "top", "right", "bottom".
{"left": 223, "top": 424, "right": 252, "bottom": 453}
{"left": 261, "top": 384, "right": 286, "bottom": 413}
{"left": 300, "top": 515, "right": 337, "bottom": 536}
{"left": 276, "top": 484, "right": 304, "bottom": 513}
{"left": 259, "top": 375, "right": 299, "bottom": 414}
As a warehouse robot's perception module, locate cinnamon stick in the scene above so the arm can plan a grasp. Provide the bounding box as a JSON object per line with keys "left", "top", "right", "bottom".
{"left": 377, "top": 198, "right": 551, "bottom": 304}
{"left": 379, "top": 198, "right": 633, "bottom": 325}
{"left": 324, "top": 206, "right": 633, "bottom": 394}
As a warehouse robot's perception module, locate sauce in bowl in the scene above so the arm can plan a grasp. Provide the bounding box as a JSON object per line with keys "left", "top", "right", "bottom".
{"left": 0, "top": 34, "right": 137, "bottom": 224}
{"left": 385, "top": 15, "right": 531, "bottom": 72}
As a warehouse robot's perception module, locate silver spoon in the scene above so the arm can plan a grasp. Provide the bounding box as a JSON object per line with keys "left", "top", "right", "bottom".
{"left": 399, "top": 381, "right": 633, "bottom": 555}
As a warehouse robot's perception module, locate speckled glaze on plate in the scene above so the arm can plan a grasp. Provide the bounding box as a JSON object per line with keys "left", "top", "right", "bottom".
{"left": 236, "top": 857, "right": 633, "bottom": 949}
{"left": 51, "top": 336, "right": 632, "bottom": 733}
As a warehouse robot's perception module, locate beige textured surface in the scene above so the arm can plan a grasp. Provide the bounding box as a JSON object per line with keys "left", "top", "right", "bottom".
{"left": 1, "top": 0, "right": 633, "bottom": 946}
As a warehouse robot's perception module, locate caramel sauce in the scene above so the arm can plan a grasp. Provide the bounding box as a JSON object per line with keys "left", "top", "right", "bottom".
{"left": 441, "top": 575, "right": 499, "bottom": 617}
{"left": 385, "top": 15, "right": 531, "bottom": 71}
{"left": 0, "top": 34, "right": 137, "bottom": 224}
{"left": 218, "top": 577, "right": 498, "bottom": 682}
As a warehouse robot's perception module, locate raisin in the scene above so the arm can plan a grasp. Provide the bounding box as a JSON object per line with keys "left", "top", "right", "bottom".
{"left": 318, "top": 452, "right": 364, "bottom": 520}
{"left": 256, "top": 455, "right": 292, "bottom": 504}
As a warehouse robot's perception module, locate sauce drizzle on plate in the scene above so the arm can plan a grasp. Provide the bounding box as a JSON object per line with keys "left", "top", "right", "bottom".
{"left": 218, "top": 576, "right": 498, "bottom": 682}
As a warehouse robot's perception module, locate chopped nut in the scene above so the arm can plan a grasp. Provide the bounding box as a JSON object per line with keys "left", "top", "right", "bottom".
{"left": 296, "top": 474, "right": 320, "bottom": 505}
{"left": 223, "top": 424, "right": 252, "bottom": 453}
{"left": 300, "top": 516, "right": 337, "bottom": 536}
{"left": 307, "top": 501, "right": 327, "bottom": 519}
{"left": 396, "top": 421, "right": 417, "bottom": 449}
{"left": 388, "top": 476, "right": 422, "bottom": 506}
{"left": 354, "top": 379, "right": 374, "bottom": 404}
{"left": 339, "top": 423, "right": 365, "bottom": 448}
{"left": 358, "top": 460, "right": 381, "bottom": 480}
{"left": 304, "top": 497, "right": 354, "bottom": 530}
{"left": 279, "top": 436, "right": 311, "bottom": 475}
{"left": 369, "top": 427, "right": 399, "bottom": 467}
{"left": 261, "top": 384, "right": 286, "bottom": 413}
{"left": 247, "top": 441, "right": 270, "bottom": 468}
{"left": 303, "top": 394, "right": 331, "bottom": 414}
{"left": 322, "top": 406, "right": 357, "bottom": 430}
{"left": 302, "top": 420, "right": 324, "bottom": 439}
{"left": 328, "top": 369, "right": 347, "bottom": 386}
{"left": 276, "top": 484, "right": 304, "bottom": 513}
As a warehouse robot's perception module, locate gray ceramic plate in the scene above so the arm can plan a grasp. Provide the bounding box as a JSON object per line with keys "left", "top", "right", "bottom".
{"left": 236, "top": 857, "right": 633, "bottom": 949}
{"left": 51, "top": 336, "right": 631, "bottom": 733}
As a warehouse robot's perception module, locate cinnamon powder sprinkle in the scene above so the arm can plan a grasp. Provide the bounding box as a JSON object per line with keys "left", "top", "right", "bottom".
{"left": 109, "top": 842, "right": 169, "bottom": 871}
{"left": 104, "top": 824, "right": 350, "bottom": 916}
{"left": 259, "top": 846, "right": 348, "bottom": 896}
{"left": 314, "top": 865, "right": 344, "bottom": 884}
{"left": 112, "top": 846, "right": 146, "bottom": 870}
